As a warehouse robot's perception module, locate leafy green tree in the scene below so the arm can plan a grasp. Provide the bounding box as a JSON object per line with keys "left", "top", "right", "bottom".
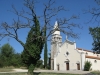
{"left": 36, "top": 60, "right": 43, "bottom": 68}
{"left": 11, "top": 53, "right": 23, "bottom": 67}
{"left": 0, "top": 44, "right": 23, "bottom": 68}
{"left": 89, "top": 27, "right": 100, "bottom": 53}
{"left": 84, "top": 61, "right": 92, "bottom": 71}
{"left": 87, "top": 0, "right": 100, "bottom": 54}
{"left": 21, "top": 16, "right": 44, "bottom": 75}
{"left": 0, "top": 43, "right": 14, "bottom": 67}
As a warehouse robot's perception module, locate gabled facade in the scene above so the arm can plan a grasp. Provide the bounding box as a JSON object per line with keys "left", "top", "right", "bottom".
{"left": 51, "top": 21, "right": 100, "bottom": 71}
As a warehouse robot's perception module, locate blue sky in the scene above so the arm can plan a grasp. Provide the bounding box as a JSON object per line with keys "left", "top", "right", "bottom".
{"left": 0, "top": 0, "right": 99, "bottom": 59}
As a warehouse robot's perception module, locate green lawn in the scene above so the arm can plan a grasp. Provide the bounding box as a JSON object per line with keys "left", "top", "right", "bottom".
{"left": 0, "top": 68, "right": 100, "bottom": 75}
{"left": 0, "top": 68, "right": 13, "bottom": 72}
{"left": 0, "top": 71, "right": 100, "bottom": 75}
{"left": 0, "top": 72, "right": 80, "bottom": 75}
{"left": 0, "top": 68, "right": 80, "bottom": 75}
{"left": 91, "top": 71, "right": 100, "bottom": 75}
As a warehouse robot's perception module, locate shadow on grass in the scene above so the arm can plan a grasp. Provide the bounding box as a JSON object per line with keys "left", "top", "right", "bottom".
{"left": 0, "top": 72, "right": 41, "bottom": 75}
{"left": 34, "top": 72, "right": 41, "bottom": 75}
{"left": 34, "top": 72, "right": 80, "bottom": 75}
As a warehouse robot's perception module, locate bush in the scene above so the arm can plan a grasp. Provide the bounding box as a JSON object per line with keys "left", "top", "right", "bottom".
{"left": 84, "top": 61, "right": 92, "bottom": 71}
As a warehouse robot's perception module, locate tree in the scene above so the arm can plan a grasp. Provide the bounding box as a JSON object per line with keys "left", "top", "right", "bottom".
{"left": 0, "top": 0, "right": 80, "bottom": 75}
{"left": 36, "top": 60, "right": 43, "bottom": 68}
{"left": 87, "top": 0, "right": 100, "bottom": 53}
{"left": 0, "top": 0, "right": 80, "bottom": 41}
{"left": 44, "top": 41, "right": 48, "bottom": 69}
{"left": 21, "top": 16, "right": 44, "bottom": 75}
{"left": 48, "top": 52, "right": 51, "bottom": 69}
{"left": 44, "top": 25, "right": 48, "bottom": 68}
{"left": 0, "top": 43, "right": 23, "bottom": 67}
{"left": 89, "top": 27, "right": 100, "bottom": 54}
{"left": 84, "top": 61, "right": 92, "bottom": 71}
{"left": 11, "top": 53, "right": 23, "bottom": 67}
{"left": 87, "top": 0, "right": 100, "bottom": 23}
{"left": 0, "top": 43, "right": 14, "bottom": 67}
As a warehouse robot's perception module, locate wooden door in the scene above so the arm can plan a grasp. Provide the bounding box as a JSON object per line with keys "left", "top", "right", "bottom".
{"left": 77, "top": 64, "right": 80, "bottom": 70}
{"left": 66, "top": 63, "right": 69, "bottom": 70}
{"left": 52, "top": 61, "right": 54, "bottom": 70}
{"left": 57, "top": 65, "right": 59, "bottom": 71}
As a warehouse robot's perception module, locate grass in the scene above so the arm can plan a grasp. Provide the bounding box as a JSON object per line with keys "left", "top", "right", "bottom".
{"left": 36, "top": 72, "right": 79, "bottom": 75}
{"left": 0, "top": 68, "right": 80, "bottom": 75}
{"left": 0, "top": 72, "right": 80, "bottom": 75}
{"left": 0, "top": 72, "right": 27, "bottom": 75}
{"left": 0, "top": 68, "right": 13, "bottom": 72}
{"left": 0, "top": 66, "right": 27, "bottom": 72}
{"left": 91, "top": 70, "right": 100, "bottom": 74}
{"left": 1, "top": 67, "right": 100, "bottom": 75}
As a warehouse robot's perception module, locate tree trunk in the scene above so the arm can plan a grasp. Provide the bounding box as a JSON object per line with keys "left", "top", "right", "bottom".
{"left": 28, "top": 64, "right": 35, "bottom": 75}
{"left": 44, "top": 41, "right": 48, "bottom": 69}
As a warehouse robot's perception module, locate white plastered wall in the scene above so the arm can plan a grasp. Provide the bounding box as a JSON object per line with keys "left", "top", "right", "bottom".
{"left": 55, "top": 40, "right": 81, "bottom": 71}
{"left": 79, "top": 50, "right": 100, "bottom": 71}
{"left": 86, "top": 58, "right": 100, "bottom": 71}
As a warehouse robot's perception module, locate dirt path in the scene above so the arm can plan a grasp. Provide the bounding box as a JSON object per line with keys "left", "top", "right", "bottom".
{"left": 0, "top": 69, "right": 91, "bottom": 74}
{"left": 12, "top": 69, "right": 91, "bottom": 74}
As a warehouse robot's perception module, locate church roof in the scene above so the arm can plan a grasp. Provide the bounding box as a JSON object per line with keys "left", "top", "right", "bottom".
{"left": 77, "top": 48, "right": 100, "bottom": 60}
{"left": 77, "top": 48, "right": 93, "bottom": 53}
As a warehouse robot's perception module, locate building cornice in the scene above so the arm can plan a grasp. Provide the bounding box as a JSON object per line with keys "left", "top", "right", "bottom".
{"left": 85, "top": 55, "right": 100, "bottom": 60}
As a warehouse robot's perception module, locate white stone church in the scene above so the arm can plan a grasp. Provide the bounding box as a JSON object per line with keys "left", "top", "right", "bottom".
{"left": 51, "top": 21, "right": 100, "bottom": 71}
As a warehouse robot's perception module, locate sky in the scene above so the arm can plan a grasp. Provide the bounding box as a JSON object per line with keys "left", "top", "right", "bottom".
{"left": 0, "top": 0, "right": 99, "bottom": 59}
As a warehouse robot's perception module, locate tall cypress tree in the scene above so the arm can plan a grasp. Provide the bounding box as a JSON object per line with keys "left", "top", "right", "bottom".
{"left": 44, "top": 25, "right": 48, "bottom": 68}
{"left": 21, "top": 16, "right": 44, "bottom": 75}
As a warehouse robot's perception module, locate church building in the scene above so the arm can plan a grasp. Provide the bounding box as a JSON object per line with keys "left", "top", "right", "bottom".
{"left": 51, "top": 21, "right": 100, "bottom": 71}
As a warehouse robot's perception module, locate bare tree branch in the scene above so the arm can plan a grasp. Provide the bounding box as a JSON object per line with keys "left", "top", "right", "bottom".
{"left": 0, "top": 0, "right": 80, "bottom": 46}
{"left": 85, "top": 0, "right": 100, "bottom": 25}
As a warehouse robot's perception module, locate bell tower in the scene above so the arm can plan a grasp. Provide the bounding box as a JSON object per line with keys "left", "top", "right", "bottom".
{"left": 51, "top": 21, "right": 62, "bottom": 70}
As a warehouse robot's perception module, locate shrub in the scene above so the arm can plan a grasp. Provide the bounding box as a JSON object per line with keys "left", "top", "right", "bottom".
{"left": 84, "top": 60, "right": 92, "bottom": 71}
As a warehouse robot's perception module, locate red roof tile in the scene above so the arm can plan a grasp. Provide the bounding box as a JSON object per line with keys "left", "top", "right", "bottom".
{"left": 77, "top": 48, "right": 93, "bottom": 53}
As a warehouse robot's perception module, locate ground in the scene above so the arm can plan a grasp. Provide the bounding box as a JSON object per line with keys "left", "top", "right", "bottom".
{"left": 0, "top": 69, "right": 91, "bottom": 74}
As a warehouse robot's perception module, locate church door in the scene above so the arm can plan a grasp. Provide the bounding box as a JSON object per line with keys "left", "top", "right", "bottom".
{"left": 57, "top": 64, "right": 60, "bottom": 71}
{"left": 77, "top": 64, "right": 80, "bottom": 70}
{"left": 66, "top": 63, "right": 69, "bottom": 70}
{"left": 52, "top": 61, "right": 54, "bottom": 70}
